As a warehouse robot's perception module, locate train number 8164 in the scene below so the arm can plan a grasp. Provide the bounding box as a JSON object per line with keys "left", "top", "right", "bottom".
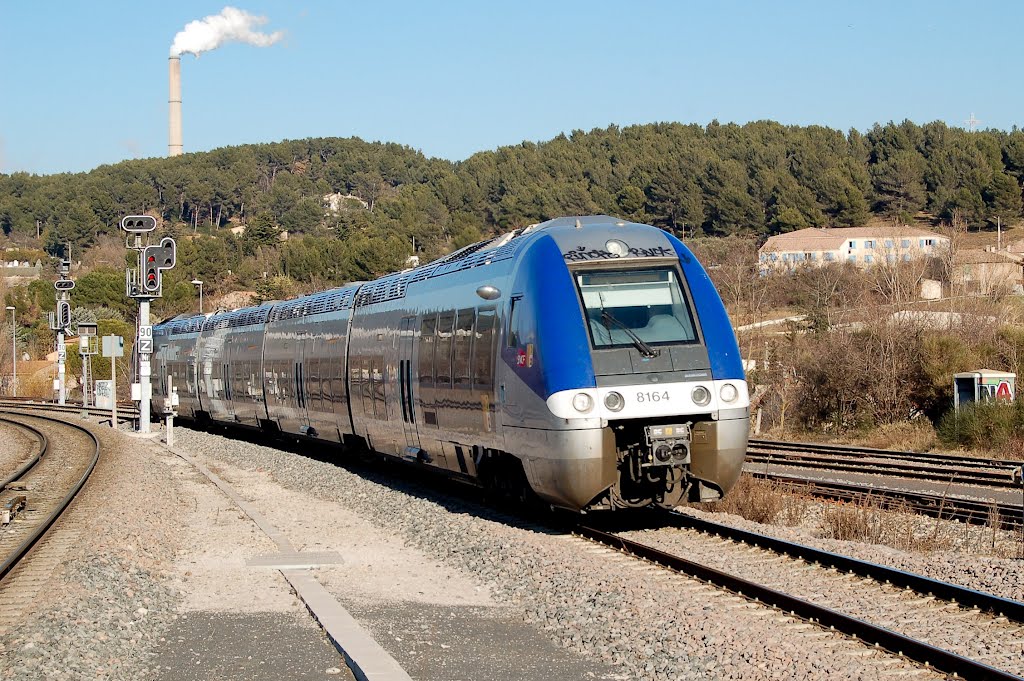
{"left": 636, "top": 391, "right": 670, "bottom": 403}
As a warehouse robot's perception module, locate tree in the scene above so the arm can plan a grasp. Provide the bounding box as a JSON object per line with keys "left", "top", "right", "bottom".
{"left": 984, "top": 172, "right": 1023, "bottom": 225}
{"left": 243, "top": 211, "right": 281, "bottom": 253}
{"left": 871, "top": 150, "right": 926, "bottom": 219}
{"left": 700, "top": 159, "right": 763, "bottom": 235}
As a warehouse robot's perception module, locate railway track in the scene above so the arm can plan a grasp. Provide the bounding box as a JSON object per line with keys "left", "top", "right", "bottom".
{"left": 0, "top": 412, "right": 100, "bottom": 584}
{"left": 751, "top": 471, "right": 1024, "bottom": 529}
{"left": 7, "top": 398, "right": 1021, "bottom": 529}
{"left": 0, "top": 415, "right": 46, "bottom": 490}
{"left": 0, "top": 398, "right": 138, "bottom": 423}
{"left": 748, "top": 438, "right": 1024, "bottom": 489}
{"left": 578, "top": 511, "right": 1024, "bottom": 680}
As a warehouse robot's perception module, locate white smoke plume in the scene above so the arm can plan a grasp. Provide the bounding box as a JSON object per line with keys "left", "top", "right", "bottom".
{"left": 170, "top": 6, "right": 283, "bottom": 57}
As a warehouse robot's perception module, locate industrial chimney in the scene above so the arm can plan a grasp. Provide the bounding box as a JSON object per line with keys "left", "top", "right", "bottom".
{"left": 168, "top": 57, "right": 183, "bottom": 156}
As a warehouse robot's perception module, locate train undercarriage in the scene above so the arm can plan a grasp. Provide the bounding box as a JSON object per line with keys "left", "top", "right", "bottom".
{"left": 606, "top": 417, "right": 707, "bottom": 510}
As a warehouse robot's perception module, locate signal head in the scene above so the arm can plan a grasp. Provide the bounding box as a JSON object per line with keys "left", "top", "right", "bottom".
{"left": 121, "top": 215, "right": 157, "bottom": 233}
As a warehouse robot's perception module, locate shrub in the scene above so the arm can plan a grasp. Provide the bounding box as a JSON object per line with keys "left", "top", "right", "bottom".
{"left": 937, "top": 399, "right": 1024, "bottom": 451}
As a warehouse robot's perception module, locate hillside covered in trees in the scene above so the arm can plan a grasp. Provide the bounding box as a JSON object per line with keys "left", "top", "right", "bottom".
{"left": 2, "top": 119, "right": 1023, "bottom": 321}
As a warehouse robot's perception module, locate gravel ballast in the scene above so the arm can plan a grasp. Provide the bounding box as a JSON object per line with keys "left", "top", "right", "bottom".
{"left": 169, "top": 427, "right": 963, "bottom": 680}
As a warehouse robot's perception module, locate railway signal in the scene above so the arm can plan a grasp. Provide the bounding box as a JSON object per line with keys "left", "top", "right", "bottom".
{"left": 121, "top": 215, "right": 175, "bottom": 435}
{"left": 56, "top": 300, "right": 71, "bottom": 329}
{"left": 121, "top": 215, "right": 157, "bottom": 233}
{"left": 141, "top": 238, "right": 176, "bottom": 296}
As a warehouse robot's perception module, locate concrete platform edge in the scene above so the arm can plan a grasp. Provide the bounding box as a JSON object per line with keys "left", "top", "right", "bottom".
{"left": 282, "top": 569, "right": 414, "bottom": 681}
{"left": 161, "top": 442, "right": 413, "bottom": 681}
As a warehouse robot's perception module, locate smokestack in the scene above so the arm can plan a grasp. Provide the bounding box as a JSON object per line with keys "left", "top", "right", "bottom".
{"left": 167, "top": 8, "right": 283, "bottom": 157}
{"left": 168, "top": 56, "right": 182, "bottom": 156}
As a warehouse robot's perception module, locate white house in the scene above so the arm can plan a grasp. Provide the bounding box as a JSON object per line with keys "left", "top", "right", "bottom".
{"left": 759, "top": 226, "right": 949, "bottom": 271}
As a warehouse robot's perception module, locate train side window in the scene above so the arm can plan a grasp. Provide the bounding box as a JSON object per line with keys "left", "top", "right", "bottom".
{"left": 435, "top": 312, "right": 455, "bottom": 387}
{"left": 362, "top": 352, "right": 374, "bottom": 411}
{"left": 306, "top": 356, "right": 317, "bottom": 410}
{"left": 473, "top": 307, "right": 496, "bottom": 391}
{"left": 334, "top": 345, "right": 346, "bottom": 406}
{"left": 453, "top": 308, "right": 474, "bottom": 387}
{"left": 507, "top": 296, "right": 522, "bottom": 347}
{"left": 418, "top": 315, "right": 436, "bottom": 386}
{"left": 349, "top": 362, "right": 360, "bottom": 404}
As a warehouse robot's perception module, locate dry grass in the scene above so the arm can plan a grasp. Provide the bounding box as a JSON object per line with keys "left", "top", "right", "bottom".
{"left": 18, "top": 373, "right": 54, "bottom": 400}
{"left": 701, "top": 475, "right": 1024, "bottom": 555}
{"left": 853, "top": 420, "right": 938, "bottom": 452}
{"left": 820, "top": 497, "right": 951, "bottom": 552}
{"left": 820, "top": 502, "right": 873, "bottom": 541}
{"left": 703, "top": 474, "right": 806, "bottom": 526}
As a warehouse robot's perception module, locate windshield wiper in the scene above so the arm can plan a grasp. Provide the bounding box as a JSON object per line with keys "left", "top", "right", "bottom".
{"left": 600, "top": 309, "right": 660, "bottom": 358}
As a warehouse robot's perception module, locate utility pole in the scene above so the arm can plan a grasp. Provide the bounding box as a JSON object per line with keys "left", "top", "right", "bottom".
{"left": 191, "top": 279, "right": 204, "bottom": 314}
{"left": 122, "top": 216, "right": 176, "bottom": 434}
{"left": 5, "top": 306, "right": 14, "bottom": 397}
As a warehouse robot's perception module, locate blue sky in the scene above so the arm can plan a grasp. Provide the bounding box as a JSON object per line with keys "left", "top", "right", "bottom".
{"left": 1, "top": 1, "right": 1021, "bottom": 175}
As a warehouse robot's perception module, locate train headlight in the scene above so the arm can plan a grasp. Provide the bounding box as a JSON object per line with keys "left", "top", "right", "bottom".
{"left": 720, "top": 383, "right": 739, "bottom": 404}
{"left": 691, "top": 385, "right": 711, "bottom": 406}
{"left": 605, "top": 239, "right": 629, "bottom": 257}
{"left": 572, "top": 392, "right": 594, "bottom": 413}
{"left": 604, "top": 391, "right": 625, "bottom": 412}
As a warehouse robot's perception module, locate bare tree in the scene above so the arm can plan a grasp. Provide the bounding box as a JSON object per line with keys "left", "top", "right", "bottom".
{"left": 933, "top": 209, "right": 968, "bottom": 294}
{"left": 790, "top": 262, "right": 864, "bottom": 332}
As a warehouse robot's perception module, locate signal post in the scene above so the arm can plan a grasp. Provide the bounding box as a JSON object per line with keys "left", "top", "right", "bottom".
{"left": 50, "top": 258, "right": 74, "bottom": 405}
{"left": 121, "top": 216, "right": 176, "bottom": 434}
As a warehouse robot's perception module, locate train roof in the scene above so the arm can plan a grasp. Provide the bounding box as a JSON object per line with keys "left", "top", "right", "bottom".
{"left": 158, "top": 312, "right": 207, "bottom": 335}
{"left": 205, "top": 303, "right": 276, "bottom": 330}
{"left": 347, "top": 215, "right": 638, "bottom": 308}
{"left": 157, "top": 215, "right": 664, "bottom": 330}
{"left": 268, "top": 286, "right": 359, "bottom": 321}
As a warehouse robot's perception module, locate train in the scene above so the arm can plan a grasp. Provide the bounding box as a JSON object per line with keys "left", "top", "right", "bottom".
{"left": 151, "top": 215, "right": 749, "bottom": 511}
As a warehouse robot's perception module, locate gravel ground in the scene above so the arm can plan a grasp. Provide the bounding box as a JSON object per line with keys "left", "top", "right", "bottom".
{"left": 5, "top": 413, "right": 1013, "bottom": 680}
{"left": 171, "top": 426, "right": 953, "bottom": 680}
{"left": 0, "top": 418, "right": 38, "bottom": 481}
{"left": 0, "top": 421, "right": 183, "bottom": 679}
{"left": 0, "top": 418, "right": 348, "bottom": 680}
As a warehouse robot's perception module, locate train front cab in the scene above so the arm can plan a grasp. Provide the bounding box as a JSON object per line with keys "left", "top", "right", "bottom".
{"left": 500, "top": 220, "right": 748, "bottom": 510}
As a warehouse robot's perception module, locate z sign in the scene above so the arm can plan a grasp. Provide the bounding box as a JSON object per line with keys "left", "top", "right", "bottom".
{"left": 138, "top": 325, "right": 153, "bottom": 355}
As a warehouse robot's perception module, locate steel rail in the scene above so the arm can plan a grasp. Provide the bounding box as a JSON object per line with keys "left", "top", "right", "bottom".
{"left": 0, "top": 411, "right": 101, "bottom": 581}
{"left": 750, "top": 471, "right": 1023, "bottom": 527}
{"left": 575, "top": 523, "right": 1023, "bottom": 681}
{"left": 0, "top": 416, "right": 47, "bottom": 490}
{"left": 664, "top": 510, "right": 1024, "bottom": 622}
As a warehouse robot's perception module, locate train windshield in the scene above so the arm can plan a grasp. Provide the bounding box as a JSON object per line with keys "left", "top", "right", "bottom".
{"left": 576, "top": 268, "right": 698, "bottom": 350}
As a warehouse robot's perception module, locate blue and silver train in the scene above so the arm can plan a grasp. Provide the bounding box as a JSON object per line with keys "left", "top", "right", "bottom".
{"left": 151, "top": 215, "right": 749, "bottom": 511}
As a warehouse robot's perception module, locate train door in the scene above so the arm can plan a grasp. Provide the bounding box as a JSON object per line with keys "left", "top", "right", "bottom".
{"left": 294, "top": 336, "right": 312, "bottom": 435}
{"left": 500, "top": 294, "right": 524, "bottom": 416}
{"left": 398, "top": 316, "right": 420, "bottom": 451}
